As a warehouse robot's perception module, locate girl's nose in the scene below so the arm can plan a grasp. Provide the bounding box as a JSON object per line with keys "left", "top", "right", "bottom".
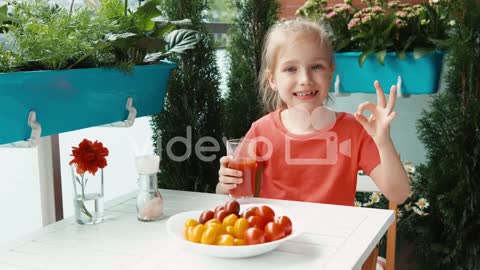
{"left": 299, "top": 69, "right": 313, "bottom": 85}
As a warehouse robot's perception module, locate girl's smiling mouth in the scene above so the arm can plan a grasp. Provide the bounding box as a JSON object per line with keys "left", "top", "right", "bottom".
{"left": 293, "top": 90, "right": 319, "bottom": 97}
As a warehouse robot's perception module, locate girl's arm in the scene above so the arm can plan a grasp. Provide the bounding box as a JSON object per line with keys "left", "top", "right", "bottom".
{"left": 368, "top": 140, "right": 410, "bottom": 204}
{"left": 354, "top": 81, "right": 410, "bottom": 204}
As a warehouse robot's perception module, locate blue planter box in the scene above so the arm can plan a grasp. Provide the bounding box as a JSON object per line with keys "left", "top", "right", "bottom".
{"left": 331, "top": 51, "right": 444, "bottom": 94}
{"left": 0, "top": 61, "right": 176, "bottom": 145}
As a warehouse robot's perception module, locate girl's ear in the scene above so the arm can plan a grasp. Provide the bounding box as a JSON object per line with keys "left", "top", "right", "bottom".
{"left": 268, "top": 72, "right": 277, "bottom": 91}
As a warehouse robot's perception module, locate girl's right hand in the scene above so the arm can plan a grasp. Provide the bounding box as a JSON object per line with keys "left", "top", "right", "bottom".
{"left": 217, "top": 156, "right": 243, "bottom": 193}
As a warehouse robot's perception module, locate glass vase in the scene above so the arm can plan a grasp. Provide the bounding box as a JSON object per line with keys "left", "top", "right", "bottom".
{"left": 136, "top": 173, "right": 163, "bottom": 221}
{"left": 71, "top": 165, "right": 105, "bottom": 224}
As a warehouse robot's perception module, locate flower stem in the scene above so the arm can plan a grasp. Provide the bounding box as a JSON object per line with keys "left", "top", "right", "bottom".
{"left": 78, "top": 174, "right": 93, "bottom": 220}
{"left": 78, "top": 200, "right": 93, "bottom": 219}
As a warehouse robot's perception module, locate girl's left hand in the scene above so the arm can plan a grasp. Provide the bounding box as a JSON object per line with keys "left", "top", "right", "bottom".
{"left": 354, "top": 80, "right": 397, "bottom": 146}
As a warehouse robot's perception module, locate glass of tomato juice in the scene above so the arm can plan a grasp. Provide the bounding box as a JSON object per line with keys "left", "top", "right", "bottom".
{"left": 225, "top": 138, "right": 256, "bottom": 198}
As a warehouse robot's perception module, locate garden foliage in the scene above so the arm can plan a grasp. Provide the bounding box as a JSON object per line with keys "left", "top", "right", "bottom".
{"left": 151, "top": 0, "right": 224, "bottom": 192}
{"left": 410, "top": 0, "right": 480, "bottom": 268}
{"left": 222, "top": 0, "right": 280, "bottom": 138}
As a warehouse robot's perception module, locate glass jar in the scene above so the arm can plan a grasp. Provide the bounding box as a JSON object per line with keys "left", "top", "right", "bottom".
{"left": 71, "top": 165, "right": 104, "bottom": 225}
{"left": 136, "top": 173, "right": 163, "bottom": 221}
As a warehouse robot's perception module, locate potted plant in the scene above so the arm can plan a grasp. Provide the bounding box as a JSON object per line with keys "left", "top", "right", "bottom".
{"left": 297, "top": 0, "right": 451, "bottom": 94}
{"left": 0, "top": 0, "right": 201, "bottom": 145}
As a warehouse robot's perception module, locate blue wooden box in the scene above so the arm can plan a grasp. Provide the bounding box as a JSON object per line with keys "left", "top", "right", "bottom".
{"left": 331, "top": 51, "right": 444, "bottom": 94}
{"left": 0, "top": 61, "right": 176, "bottom": 145}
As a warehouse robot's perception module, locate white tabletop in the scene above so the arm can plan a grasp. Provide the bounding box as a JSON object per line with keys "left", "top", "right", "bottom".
{"left": 0, "top": 189, "right": 393, "bottom": 270}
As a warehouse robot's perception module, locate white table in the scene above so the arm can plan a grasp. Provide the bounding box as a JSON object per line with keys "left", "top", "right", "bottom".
{"left": 0, "top": 189, "right": 393, "bottom": 270}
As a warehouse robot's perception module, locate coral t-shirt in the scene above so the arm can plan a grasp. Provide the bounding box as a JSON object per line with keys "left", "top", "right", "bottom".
{"left": 243, "top": 110, "right": 380, "bottom": 206}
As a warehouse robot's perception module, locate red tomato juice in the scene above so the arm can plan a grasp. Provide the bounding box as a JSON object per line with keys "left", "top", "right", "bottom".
{"left": 227, "top": 158, "right": 256, "bottom": 198}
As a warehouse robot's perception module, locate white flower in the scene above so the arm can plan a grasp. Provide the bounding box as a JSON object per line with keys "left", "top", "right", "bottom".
{"left": 449, "top": 20, "right": 456, "bottom": 26}
{"left": 397, "top": 210, "right": 403, "bottom": 219}
{"left": 354, "top": 200, "right": 362, "bottom": 207}
{"left": 363, "top": 202, "right": 372, "bottom": 207}
{"left": 370, "top": 192, "right": 381, "bottom": 203}
{"left": 412, "top": 206, "right": 429, "bottom": 216}
{"left": 403, "top": 162, "right": 415, "bottom": 174}
{"left": 415, "top": 198, "right": 430, "bottom": 210}
{"left": 412, "top": 206, "right": 422, "bottom": 215}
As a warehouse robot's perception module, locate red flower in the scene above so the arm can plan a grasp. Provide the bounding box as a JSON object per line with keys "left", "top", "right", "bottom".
{"left": 69, "top": 139, "right": 109, "bottom": 175}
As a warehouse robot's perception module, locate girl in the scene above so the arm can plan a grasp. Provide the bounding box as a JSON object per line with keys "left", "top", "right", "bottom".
{"left": 217, "top": 18, "right": 410, "bottom": 205}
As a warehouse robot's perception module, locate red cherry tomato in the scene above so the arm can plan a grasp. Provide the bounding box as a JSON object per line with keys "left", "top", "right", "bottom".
{"left": 247, "top": 215, "right": 266, "bottom": 229}
{"left": 264, "top": 221, "right": 285, "bottom": 242}
{"left": 198, "top": 210, "right": 214, "bottom": 224}
{"left": 241, "top": 206, "right": 258, "bottom": 219}
{"left": 255, "top": 205, "right": 275, "bottom": 223}
{"left": 224, "top": 200, "right": 240, "bottom": 215}
{"left": 214, "top": 209, "right": 228, "bottom": 222}
{"left": 274, "top": 215, "right": 293, "bottom": 235}
{"left": 214, "top": 205, "right": 224, "bottom": 214}
{"left": 244, "top": 227, "right": 265, "bottom": 245}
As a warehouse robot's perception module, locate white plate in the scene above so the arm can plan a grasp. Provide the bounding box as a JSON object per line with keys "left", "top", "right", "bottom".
{"left": 166, "top": 204, "right": 302, "bottom": 258}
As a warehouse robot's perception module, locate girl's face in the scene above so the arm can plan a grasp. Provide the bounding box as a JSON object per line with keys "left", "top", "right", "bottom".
{"left": 268, "top": 33, "right": 334, "bottom": 112}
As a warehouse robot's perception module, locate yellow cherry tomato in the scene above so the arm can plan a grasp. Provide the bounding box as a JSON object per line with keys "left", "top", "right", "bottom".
{"left": 215, "top": 234, "right": 234, "bottom": 246}
{"left": 186, "top": 226, "right": 195, "bottom": 242}
{"left": 184, "top": 218, "right": 200, "bottom": 228}
{"left": 207, "top": 223, "right": 227, "bottom": 235}
{"left": 225, "top": 225, "right": 235, "bottom": 236}
{"left": 205, "top": 218, "right": 221, "bottom": 226}
{"left": 233, "top": 217, "right": 249, "bottom": 239}
{"left": 222, "top": 213, "right": 238, "bottom": 227}
{"left": 201, "top": 226, "right": 220, "bottom": 245}
{"left": 234, "top": 238, "right": 246, "bottom": 246}
{"left": 191, "top": 224, "right": 206, "bottom": 243}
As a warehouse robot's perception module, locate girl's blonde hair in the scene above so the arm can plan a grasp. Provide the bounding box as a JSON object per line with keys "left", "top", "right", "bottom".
{"left": 258, "top": 18, "right": 334, "bottom": 112}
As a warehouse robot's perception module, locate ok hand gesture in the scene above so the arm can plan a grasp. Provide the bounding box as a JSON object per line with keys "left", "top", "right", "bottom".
{"left": 354, "top": 81, "right": 397, "bottom": 146}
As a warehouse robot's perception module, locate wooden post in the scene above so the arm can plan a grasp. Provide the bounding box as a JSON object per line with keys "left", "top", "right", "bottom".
{"left": 386, "top": 201, "right": 398, "bottom": 270}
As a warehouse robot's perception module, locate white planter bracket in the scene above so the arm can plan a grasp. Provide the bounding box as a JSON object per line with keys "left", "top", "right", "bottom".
{"left": 102, "top": 97, "right": 137, "bottom": 128}
{"left": 396, "top": 75, "right": 404, "bottom": 98}
{"left": 0, "top": 111, "right": 42, "bottom": 148}
{"left": 334, "top": 75, "right": 350, "bottom": 97}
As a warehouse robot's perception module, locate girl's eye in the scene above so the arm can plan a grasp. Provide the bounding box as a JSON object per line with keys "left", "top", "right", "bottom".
{"left": 312, "top": 64, "right": 324, "bottom": 70}
{"left": 284, "top": 67, "right": 296, "bottom": 72}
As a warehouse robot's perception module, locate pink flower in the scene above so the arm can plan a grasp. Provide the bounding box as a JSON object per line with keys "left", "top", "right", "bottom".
{"left": 348, "top": 18, "right": 360, "bottom": 29}
{"left": 361, "top": 14, "right": 372, "bottom": 24}
{"left": 372, "top": 6, "right": 382, "bottom": 12}
{"left": 326, "top": 11, "right": 337, "bottom": 18}
{"left": 395, "top": 11, "right": 407, "bottom": 18}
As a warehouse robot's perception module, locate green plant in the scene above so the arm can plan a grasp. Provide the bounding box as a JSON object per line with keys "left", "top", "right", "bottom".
{"left": 222, "top": 0, "right": 279, "bottom": 138}
{"left": 151, "top": 0, "right": 224, "bottom": 193}
{"left": 407, "top": 0, "right": 480, "bottom": 268}
{"left": 296, "top": 0, "right": 451, "bottom": 66}
{"left": 0, "top": 0, "right": 201, "bottom": 72}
